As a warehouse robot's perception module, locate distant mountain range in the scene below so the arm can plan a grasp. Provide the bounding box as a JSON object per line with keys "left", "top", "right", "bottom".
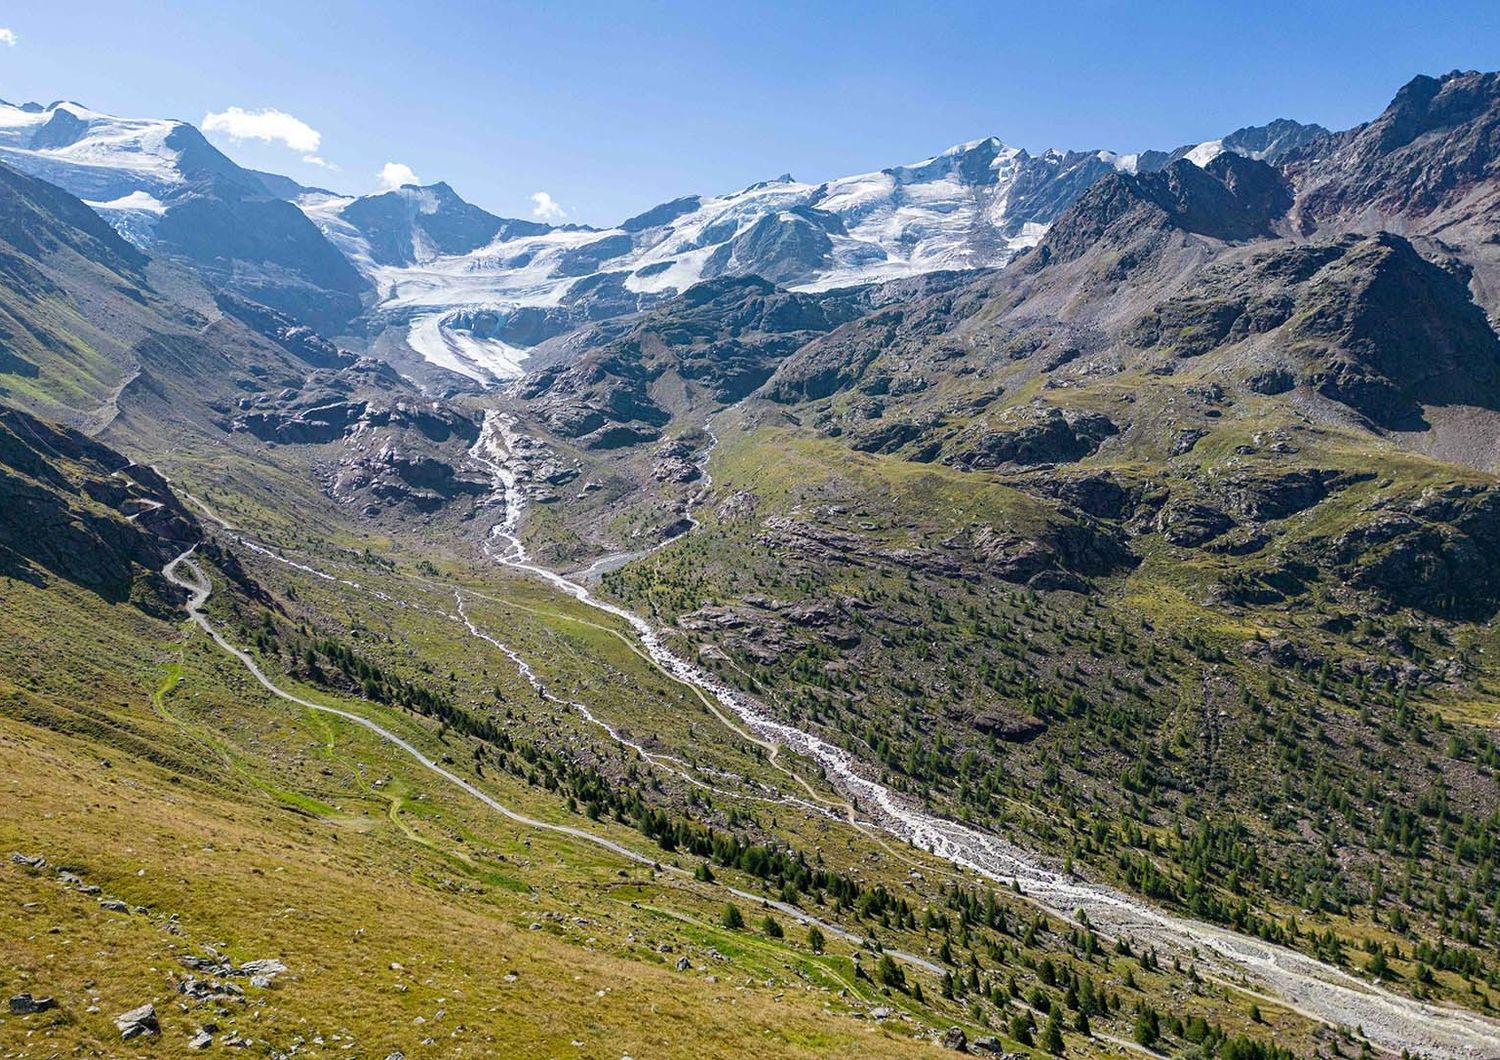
{"left": 0, "top": 95, "right": 1328, "bottom": 383}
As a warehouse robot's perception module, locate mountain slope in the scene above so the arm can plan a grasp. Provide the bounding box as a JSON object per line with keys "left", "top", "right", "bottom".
{"left": 10, "top": 68, "right": 1500, "bottom": 1059}
{"left": 474, "top": 74, "right": 1500, "bottom": 1044}
{"left": 0, "top": 100, "right": 369, "bottom": 331}
{"left": 0, "top": 152, "right": 1347, "bottom": 1060}
{"left": 0, "top": 404, "right": 197, "bottom": 603}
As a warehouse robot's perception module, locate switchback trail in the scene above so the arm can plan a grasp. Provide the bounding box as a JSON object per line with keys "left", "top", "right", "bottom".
{"left": 470, "top": 411, "right": 1500, "bottom": 1060}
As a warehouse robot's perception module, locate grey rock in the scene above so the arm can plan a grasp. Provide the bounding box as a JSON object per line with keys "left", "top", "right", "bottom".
{"left": 236, "top": 958, "right": 287, "bottom": 979}
{"left": 1157, "top": 500, "right": 1235, "bottom": 547}
{"left": 114, "top": 1003, "right": 159, "bottom": 1039}
{"left": 8, "top": 993, "right": 55, "bottom": 1014}
{"left": 941, "top": 1025, "right": 968, "bottom": 1051}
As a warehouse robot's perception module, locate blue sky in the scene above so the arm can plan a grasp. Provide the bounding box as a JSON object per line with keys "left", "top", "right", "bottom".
{"left": 2, "top": 1, "right": 1498, "bottom": 225}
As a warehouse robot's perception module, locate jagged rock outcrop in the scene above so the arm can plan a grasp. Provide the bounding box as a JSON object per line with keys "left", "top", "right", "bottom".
{"left": 946, "top": 407, "right": 1117, "bottom": 470}
{"left": 0, "top": 405, "right": 196, "bottom": 604}
{"left": 1033, "top": 154, "right": 1291, "bottom": 267}
{"left": 1315, "top": 485, "right": 1500, "bottom": 618}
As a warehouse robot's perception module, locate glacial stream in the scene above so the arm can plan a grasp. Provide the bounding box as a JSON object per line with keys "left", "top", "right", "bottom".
{"left": 470, "top": 411, "right": 1500, "bottom": 1059}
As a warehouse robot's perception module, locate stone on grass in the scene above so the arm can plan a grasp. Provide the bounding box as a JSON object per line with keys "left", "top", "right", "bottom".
{"left": 115, "top": 1003, "right": 159, "bottom": 1039}
{"left": 940, "top": 1025, "right": 968, "bottom": 1052}
{"left": 8, "top": 993, "right": 55, "bottom": 1014}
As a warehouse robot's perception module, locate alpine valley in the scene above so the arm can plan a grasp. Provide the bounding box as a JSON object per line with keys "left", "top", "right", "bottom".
{"left": 3, "top": 66, "right": 1500, "bottom": 1060}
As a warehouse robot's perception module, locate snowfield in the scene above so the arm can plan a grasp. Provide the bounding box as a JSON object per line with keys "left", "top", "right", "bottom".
{"left": 306, "top": 136, "right": 1144, "bottom": 382}
{"left": 0, "top": 100, "right": 186, "bottom": 201}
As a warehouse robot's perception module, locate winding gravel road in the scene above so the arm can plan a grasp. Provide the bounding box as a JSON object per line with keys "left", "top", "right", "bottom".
{"left": 160, "top": 547, "right": 943, "bottom": 977}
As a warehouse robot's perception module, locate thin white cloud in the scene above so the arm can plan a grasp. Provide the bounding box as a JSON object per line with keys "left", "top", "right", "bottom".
{"left": 530, "top": 191, "right": 567, "bottom": 221}
{"left": 302, "top": 155, "right": 339, "bottom": 171}
{"left": 0, "top": 28, "right": 17, "bottom": 47}
{"left": 377, "top": 162, "right": 420, "bottom": 190}
{"left": 202, "top": 106, "right": 321, "bottom": 153}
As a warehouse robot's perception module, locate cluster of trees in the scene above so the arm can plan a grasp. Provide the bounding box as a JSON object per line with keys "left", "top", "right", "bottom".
{"left": 621, "top": 552, "right": 1500, "bottom": 997}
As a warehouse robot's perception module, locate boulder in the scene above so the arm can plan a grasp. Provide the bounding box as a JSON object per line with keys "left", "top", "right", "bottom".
{"left": 236, "top": 958, "right": 287, "bottom": 979}
{"left": 114, "top": 1003, "right": 159, "bottom": 1039}
{"left": 941, "top": 1025, "right": 969, "bottom": 1051}
{"left": 8, "top": 993, "right": 55, "bottom": 1014}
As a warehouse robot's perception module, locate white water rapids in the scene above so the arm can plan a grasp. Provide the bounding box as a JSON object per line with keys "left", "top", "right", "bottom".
{"left": 469, "top": 411, "right": 1500, "bottom": 1059}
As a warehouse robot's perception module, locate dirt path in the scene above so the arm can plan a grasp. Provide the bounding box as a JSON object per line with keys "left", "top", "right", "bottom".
{"left": 160, "top": 547, "right": 943, "bottom": 981}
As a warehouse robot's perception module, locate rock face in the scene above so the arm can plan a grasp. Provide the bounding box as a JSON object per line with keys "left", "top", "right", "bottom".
{"left": 231, "top": 360, "right": 477, "bottom": 447}
{"left": 213, "top": 292, "right": 351, "bottom": 370}
{"left": 1291, "top": 70, "right": 1500, "bottom": 224}
{"left": 515, "top": 275, "right": 885, "bottom": 444}
{"left": 702, "top": 209, "right": 837, "bottom": 285}
{"left": 1290, "top": 234, "right": 1500, "bottom": 428}
{"left": 652, "top": 440, "right": 701, "bottom": 483}
{"left": 756, "top": 508, "right": 1133, "bottom": 594}
{"left": 338, "top": 181, "right": 548, "bottom": 268}
{"left": 1156, "top": 500, "right": 1235, "bottom": 547}
{"left": 0, "top": 405, "right": 198, "bottom": 603}
{"left": 1312, "top": 485, "right": 1500, "bottom": 619}
{"left": 946, "top": 407, "right": 1117, "bottom": 470}
{"left": 226, "top": 359, "right": 486, "bottom": 515}
{"left": 1034, "top": 154, "right": 1291, "bottom": 265}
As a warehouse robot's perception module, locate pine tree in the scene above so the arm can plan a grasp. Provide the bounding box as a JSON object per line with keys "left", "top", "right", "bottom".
{"left": 1043, "top": 1007, "right": 1066, "bottom": 1054}
{"left": 807, "top": 924, "right": 825, "bottom": 953}
{"left": 721, "top": 903, "right": 744, "bottom": 929}
{"left": 1010, "top": 1013, "right": 1034, "bottom": 1046}
{"left": 1133, "top": 1007, "right": 1160, "bottom": 1047}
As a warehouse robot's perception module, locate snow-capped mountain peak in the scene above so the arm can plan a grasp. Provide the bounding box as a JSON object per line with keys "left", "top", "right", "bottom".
{"left": 0, "top": 98, "right": 190, "bottom": 200}
{"left": 307, "top": 121, "right": 1331, "bottom": 384}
